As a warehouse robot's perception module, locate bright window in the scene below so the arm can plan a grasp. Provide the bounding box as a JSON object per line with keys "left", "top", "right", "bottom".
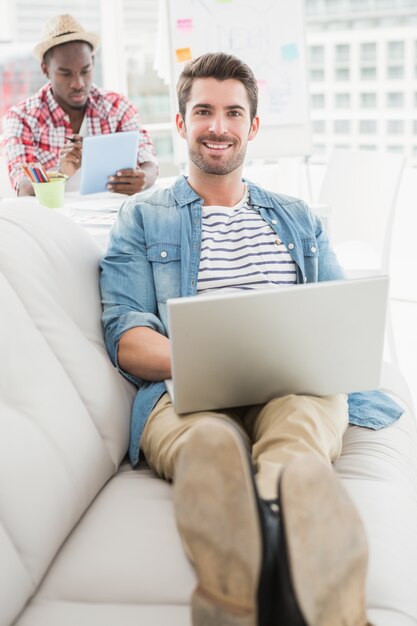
{"left": 387, "top": 92, "right": 404, "bottom": 108}
{"left": 335, "top": 93, "right": 350, "bottom": 108}
{"left": 387, "top": 120, "right": 404, "bottom": 134}
{"left": 334, "top": 120, "right": 351, "bottom": 133}
{"left": 360, "top": 92, "right": 377, "bottom": 107}
{"left": 311, "top": 93, "right": 326, "bottom": 108}
{"left": 359, "top": 120, "right": 377, "bottom": 134}
{"left": 360, "top": 42, "right": 377, "bottom": 62}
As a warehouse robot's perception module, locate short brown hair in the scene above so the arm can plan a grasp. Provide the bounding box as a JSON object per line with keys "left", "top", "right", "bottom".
{"left": 177, "top": 52, "right": 258, "bottom": 121}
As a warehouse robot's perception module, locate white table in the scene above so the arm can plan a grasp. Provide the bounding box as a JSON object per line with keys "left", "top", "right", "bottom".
{"left": 0, "top": 179, "right": 178, "bottom": 248}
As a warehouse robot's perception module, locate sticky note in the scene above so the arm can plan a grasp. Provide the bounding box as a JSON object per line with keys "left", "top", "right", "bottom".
{"left": 176, "top": 47, "right": 192, "bottom": 62}
{"left": 282, "top": 43, "right": 299, "bottom": 61}
{"left": 177, "top": 18, "right": 193, "bottom": 31}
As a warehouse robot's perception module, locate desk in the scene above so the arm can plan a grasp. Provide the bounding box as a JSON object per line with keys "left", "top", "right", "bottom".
{"left": 0, "top": 179, "right": 178, "bottom": 248}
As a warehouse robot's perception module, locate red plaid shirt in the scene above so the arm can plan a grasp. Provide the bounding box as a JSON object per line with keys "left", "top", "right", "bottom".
{"left": 3, "top": 83, "right": 157, "bottom": 193}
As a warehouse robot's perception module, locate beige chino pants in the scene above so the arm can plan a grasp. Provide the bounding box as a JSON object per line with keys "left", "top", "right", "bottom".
{"left": 141, "top": 392, "right": 348, "bottom": 500}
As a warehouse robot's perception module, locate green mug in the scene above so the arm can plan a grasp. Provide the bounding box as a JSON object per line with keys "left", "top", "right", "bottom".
{"left": 32, "top": 175, "right": 68, "bottom": 209}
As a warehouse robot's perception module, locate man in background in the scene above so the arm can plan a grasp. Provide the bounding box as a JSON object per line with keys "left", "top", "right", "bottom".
{"left": 3, "top": 14, "right": 158, "bottom": 196}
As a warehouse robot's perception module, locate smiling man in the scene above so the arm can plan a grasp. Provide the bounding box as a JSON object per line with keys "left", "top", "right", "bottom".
{"left": 99, "top": 52, "right": 402, "bottom": 626}
{"left": 177, "top": 76, "right": 258, "bottom": 181}
{"left": 3, "top": 14, "right": 158, "bottom": 196}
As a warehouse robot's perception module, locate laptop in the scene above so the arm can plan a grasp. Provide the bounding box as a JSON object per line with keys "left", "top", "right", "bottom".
{"left": 165, "top": 276, "right": 388, "bottom": 414}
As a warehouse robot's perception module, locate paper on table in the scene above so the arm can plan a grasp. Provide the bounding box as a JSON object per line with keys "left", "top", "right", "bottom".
{"left": 64, "top": 192, "right": 126, "bottom": 213}
{"left": 75, "top": 213, "right": 117, "bottom": 227}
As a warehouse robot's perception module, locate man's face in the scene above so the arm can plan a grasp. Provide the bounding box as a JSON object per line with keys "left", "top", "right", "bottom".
{"left": 42, "top": 41, "right": 94, "bottom": 112}
{"left": 176, "top": 78, "right": 259, "bottom": 176}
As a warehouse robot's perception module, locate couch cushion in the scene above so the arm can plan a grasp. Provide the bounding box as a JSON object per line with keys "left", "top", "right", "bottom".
{"left": 0, "top": 207, "right": 135, "bottom": 626}
{"left": 14, "top": 465, "right": 195, "bottom": 626}
{"left": 335, "top": 402, "right": 417, "bottom": 626}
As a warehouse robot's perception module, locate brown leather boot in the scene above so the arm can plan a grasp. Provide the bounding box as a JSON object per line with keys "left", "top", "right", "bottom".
{"left": 173, "top": 418, "right": 266, "bottom": 626}
{"left": 276, "top": 454, "right": 369, "bottom": 626}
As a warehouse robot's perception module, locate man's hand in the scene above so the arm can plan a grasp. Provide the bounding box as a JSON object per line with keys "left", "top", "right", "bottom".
{"left": 58, "top": 135, "right": 83, "bottom": 177}
{"left": 107, "top": 168, "right": 147, "bottom": 195}
{"left": 107, "top": 161, "right": 158, "bottom": 195}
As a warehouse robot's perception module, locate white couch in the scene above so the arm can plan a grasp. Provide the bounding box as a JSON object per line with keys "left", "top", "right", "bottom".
{"left": 1, "top": 204, "right": 417, "bottom": 626}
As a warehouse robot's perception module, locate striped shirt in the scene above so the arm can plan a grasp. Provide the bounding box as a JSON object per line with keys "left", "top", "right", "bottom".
{"left": 197, "top": 188, "right": 297, "bottom": 295}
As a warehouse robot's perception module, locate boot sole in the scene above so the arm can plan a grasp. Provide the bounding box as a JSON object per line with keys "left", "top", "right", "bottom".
{"left": 173, "top": 419, "right": 262, "bottom": 626}
{"left": 279, "top": 455, "right": 368, "bottom": 626}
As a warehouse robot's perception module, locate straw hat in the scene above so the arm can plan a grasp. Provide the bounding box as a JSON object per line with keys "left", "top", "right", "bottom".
{"left": 33, "top": 14, "right": 100, "bottom": 62}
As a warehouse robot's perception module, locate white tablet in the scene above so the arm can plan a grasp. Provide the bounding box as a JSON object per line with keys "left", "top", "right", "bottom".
{"left": 79, "top": 131, "right": 140, "bottom": 195}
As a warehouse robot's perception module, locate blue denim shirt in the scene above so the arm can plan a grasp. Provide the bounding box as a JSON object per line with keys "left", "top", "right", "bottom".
{"left": 99, "top": 176, "right": 403, "bottom": 465}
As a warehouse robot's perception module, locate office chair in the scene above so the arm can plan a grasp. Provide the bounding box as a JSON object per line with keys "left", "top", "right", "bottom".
{"left": 318, "top": 149, "right": 405, "bottom": 275}
{"left": 318, "top": 148, "right": 405, "bottom": 365}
